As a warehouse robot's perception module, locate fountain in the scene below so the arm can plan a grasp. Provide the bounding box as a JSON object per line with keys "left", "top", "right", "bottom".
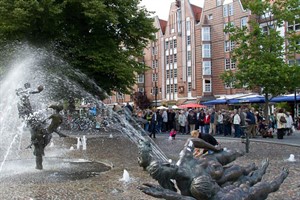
{"left": 0, "top": 44, "right": 168, "bottom": 175}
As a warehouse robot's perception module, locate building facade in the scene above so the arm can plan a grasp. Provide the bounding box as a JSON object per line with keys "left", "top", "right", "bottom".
{"left": 104, "top": 0, "right": 299, "bottom": 107}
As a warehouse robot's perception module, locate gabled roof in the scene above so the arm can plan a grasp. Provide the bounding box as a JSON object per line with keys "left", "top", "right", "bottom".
{"left": 159, "top": 19, "right": 167, "bottom": 35}
{"left": 191, "top": 4, "right": 202, "bottom": 22}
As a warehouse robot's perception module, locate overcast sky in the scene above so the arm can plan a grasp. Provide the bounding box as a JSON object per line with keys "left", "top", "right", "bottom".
{"left": 140, "top": 0, "right": 204, "bottom": 20}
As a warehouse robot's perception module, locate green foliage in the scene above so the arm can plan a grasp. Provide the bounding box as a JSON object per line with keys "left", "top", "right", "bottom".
{"left": 222, "top": 0, "right": 300, "bottom": 94}
{"left": 0, "top": 0, "right": 157, "bottom": 97}
{"left": 222, "top": 0, "right": 300, "bottom": 119}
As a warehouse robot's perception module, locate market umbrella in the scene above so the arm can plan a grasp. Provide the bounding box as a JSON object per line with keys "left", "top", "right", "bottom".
{"left": 156, "top": 106, "right": 168, "bottom": 110}
{"left": 178, "top": 103, "right": 206, "bottom": 109}
{"left": 171, "top": 105, "right": 181, "bottom": 109}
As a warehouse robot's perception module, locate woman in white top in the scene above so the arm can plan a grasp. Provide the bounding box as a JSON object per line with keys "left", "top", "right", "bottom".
{"left": 233, "top": 109, "right": 241, "bottom": 137}
{"left": 276, "top": 109, "right": 287, "bottom": 139}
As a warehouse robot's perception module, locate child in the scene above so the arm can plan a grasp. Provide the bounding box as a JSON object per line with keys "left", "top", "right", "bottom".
{"left": 190, "top": 130, "right": 202, "bottom": 157}
{"left": 169, "top": 128, "right": 177, "bottom": 140}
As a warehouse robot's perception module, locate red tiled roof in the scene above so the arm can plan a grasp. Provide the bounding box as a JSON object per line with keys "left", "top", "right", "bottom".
{"left": 159, "top": 19, "right": 167, "bottom": 34}
{"left": 191, "top": 4, "right": 202, "bottom": 22}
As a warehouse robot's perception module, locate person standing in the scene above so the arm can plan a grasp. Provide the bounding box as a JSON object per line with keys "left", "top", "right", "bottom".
{"left": 209, "top": 108, "right": 217, "bottom": 135}
{"left": 233, "top": 109, "right": 241, "bottom": 138}
{"left": 161, "top": 109, "right": 168, "bottom": 132}
{"left": 198, "top": 109, "right": 205, "bottom": 134}
{"left": 286, "top": 112, "right": 293, "bottom": 136}
{"left": 178, "top": 111, "right": 187, "bottom": 134}
{"left": 246, "top": 108, "right": 256, "bottom": 138}
{"left": 217, "top": 110, "right": 224, "bottom": 135}
{"left": 204, "top": 111, "right": 210, "bottom": 134}
{"left": 276, "top": 109, "right": 287, "bottom": 139}
{"left": 187, "top": 109, "right": 197, "bottom": 132}
{"left": 150, "top": 109, "right": 158, "bottom": 138}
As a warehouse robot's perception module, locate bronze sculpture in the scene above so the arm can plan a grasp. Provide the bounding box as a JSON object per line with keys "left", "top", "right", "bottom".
{"left": 139, "top": 138, "right": 289, "bottom": 200}
{"left": 17, "top": 83, "right": 67, "bottom": 169}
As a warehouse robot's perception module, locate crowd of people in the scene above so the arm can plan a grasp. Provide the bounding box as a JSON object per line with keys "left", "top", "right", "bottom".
{"left": 124, "top": 105, "right": 300, "bottom": 140}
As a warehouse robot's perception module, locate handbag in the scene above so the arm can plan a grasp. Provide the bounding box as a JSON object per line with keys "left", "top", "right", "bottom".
{"left": 279, "top": 116, "right": 287, "bottom": 123}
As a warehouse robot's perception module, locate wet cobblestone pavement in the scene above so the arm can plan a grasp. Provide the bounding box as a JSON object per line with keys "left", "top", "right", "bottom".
{"left": 0, "top": 131, "right": 299, "bottom": 200}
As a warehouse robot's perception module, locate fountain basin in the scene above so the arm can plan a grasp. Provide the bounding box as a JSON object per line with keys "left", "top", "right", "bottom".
{"left": 0, "top": 158, "right": 111, "bottom": 183}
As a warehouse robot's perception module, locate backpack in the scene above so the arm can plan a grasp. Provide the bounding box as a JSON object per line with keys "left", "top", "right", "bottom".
{"left": 279, "top": 116, "right": 287, "bottom": 123}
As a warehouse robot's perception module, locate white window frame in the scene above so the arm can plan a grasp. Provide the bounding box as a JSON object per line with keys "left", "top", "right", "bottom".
{"left": 188, "top": 82, "right": 192, "bottom": 92}
{"left": 173, "top": 39, "right": 177, "bottom": 48}
{"left": 228, "top": 3, "right": 234, "bottom": 16}
{"left": 186, "top": 20, "right": 191, "bottom": 32}
{"left": 202, "top": 27, "right": 211, "bottom": 41}
{"left": 224, "top": 41, "right": 230, "bottom": 52}
{"left": 241, "top": 17, "right": 248, "bottom": 27}
{"left": 225, "top": 58, "right": 230, "bottom": 70}
{"left": 203, "top": 61, "right": 212, "bottom": 75}
{"left": 202, "top": 44, "right": 211, "bottom": 58}
{"left": 137, "top": 74, "right": 144, "bottom": 83}
{"left": 187, "top": 51, "right": 192, "bottom": 61}
{"left": 174, "top": 54, "right": 177, "bottom": 63}
{"left": 216, "top": 0, "right": 221, "bottom": 6}
{"left": 223, "top": 5, "right": 228, "bottom": 17}
{"left": 187, "top": 66, "right": 192, "bottom": 77}
{"left": 204, "top": 80, "right": 211, "bottom": 92}
{"left": 187, "top": 35, "right": 191, "bottom": 45}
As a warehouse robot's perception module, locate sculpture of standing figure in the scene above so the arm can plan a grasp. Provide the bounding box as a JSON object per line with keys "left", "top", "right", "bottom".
{"left": 16, "top": 83, "right": 43, "bottom": 119}
{"left": 17, "top": 83, "right": 67, "bottom": 170}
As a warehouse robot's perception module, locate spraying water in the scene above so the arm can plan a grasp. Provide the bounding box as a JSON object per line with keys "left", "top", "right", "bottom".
{"left": 0, "top": 44, "right": 168, "bottom": 174}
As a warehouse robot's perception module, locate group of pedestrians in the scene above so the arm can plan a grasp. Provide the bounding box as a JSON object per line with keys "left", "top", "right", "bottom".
{"left": 129, "top": 105, "right": 299, "bottom": 140}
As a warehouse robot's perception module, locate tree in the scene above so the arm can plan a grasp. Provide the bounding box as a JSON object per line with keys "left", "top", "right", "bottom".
{"left": 0, "top": 0, "right": 156, "bottom": 98}
{"left": 221, "top": 0, "right": 300, "bottom": 119}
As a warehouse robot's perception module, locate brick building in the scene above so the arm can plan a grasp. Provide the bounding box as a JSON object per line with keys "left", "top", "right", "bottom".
{"left": 104, "top": 0, "right": 299, "bottom": 107}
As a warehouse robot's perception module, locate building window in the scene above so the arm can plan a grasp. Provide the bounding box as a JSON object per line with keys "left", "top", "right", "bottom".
{"left": 228, "top": 3, "right": 234, "bottom": 16}
{"left": 287, "top": 19, "right": 300, "bottom": 31}
{"left": 188, "top": 82, "right": 192, "bottom": 92}
{"left": 187, "top": 51, "right": 192, "bottom": 61}
{"left": 231, "top": 59, "right": 236, "bottom": 69}
{"left": 203, "top": 61, "right": 211, "bottom": 75}
{"left": 230, "top": 41, "right": 235, "bottom": 50}
{"left": 170, "top": 69, "right": 173, "bottom": 78}
{"left": 173, "top": 39, "right": 177, "bottom": 48}
{"left": 174, "top": 68, "right": 178, "bottom": 78}
{"left": 137, "top": 74, "right": 144, "bottom": 83}
{"left": 166, "top": 85, "right": 170, "bottom": 93}
{"left": 187, "top": 66, "right": 192, "bottom": 76}
{"left": 166, "top": 70, "right": 170, "bottom": 79}
{"left": 166, "top": 55, "right": 169, "bottom": 64}
{"left": 174, "top": 84, "right": 178, "bottom": 93}
{"left": 117, "top": 92, "right": 124, "bottom": 99}
{"left": 187, "top": 35, "right": 191, "bottom": 45}
{"left": 155, "top": 60, "right": 158, "bottom": 68}
{"left": 202, "top": 44, "right": 211, "bottom": 58}
{"left": 186, "top": 20, "right": 191, "bottom": 31}
{"left": 225, "top": 58, "right": 230, "bottom": 70}
{"left": 216, "top": 0, "right": 222, "bottom": 6}
{"left": 204, "top": 80, "right": 211, "bottom": 92}
{"left": 174, "top": 54, "right": 177, "bottom": 63}
{"left": 170, "top": 40, "right": 173, "bottom": 49}
{"left": 165, "top": 41, "right": 169, "bottom": 49}
{"left": 224, "top": 41, "right": 230, "bottom": 52}
{"left": 152, "top": 73, "right": 158, "bottom": 82}
{"left": 138, "top": 88, "right": 144, "bottom": 93}
{"left": 170, "top": 55, "right": 173, "bottom": 64}
{"left": 170, "top": 84, "right": 174, "bottom": 93}
{"left": 202, "top": 27, "right": 211, "bottom": 41}
{"left": 223, "top": 4, "right": 228, "bottom": 17}
{"left": 208, "top": 14, "right": 213, "bottom": 20}
{"left": 288, "top": 59, "right": 300, "bottom": 66}
{"left": 241, "top": 17, "right": 248, "bottom": 27}
{"left": 225, "top": 59, "right": 236, "bottom": 70}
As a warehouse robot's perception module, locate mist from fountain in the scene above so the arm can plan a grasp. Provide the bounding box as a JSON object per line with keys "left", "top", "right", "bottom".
{"left": 0, "top": 44, "right": 168, "bottom": 174}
